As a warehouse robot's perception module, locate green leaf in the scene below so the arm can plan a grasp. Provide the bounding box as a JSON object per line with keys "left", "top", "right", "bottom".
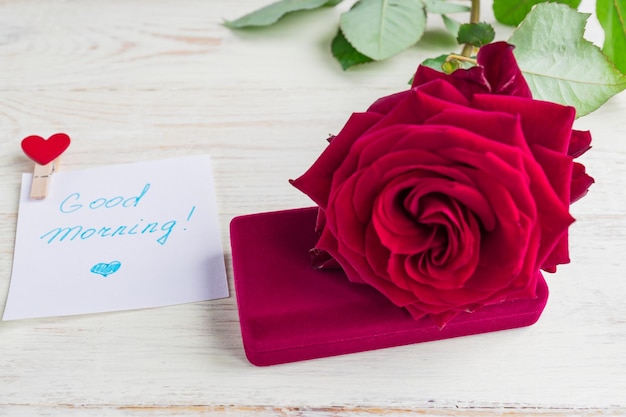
{"left": 339, "top": 0, "right": 426, "bottom": 61}
{"left": 597, "top": 0, "right": 626, "bottom": 74}
{"left": 509, "top": 3, "right": 626, "bottom": 117}
{"left": 493, "top": 0, "right": 581, "bottom": 26}
{"left": 424, "top": 0, "right": 470, "bottom": 14}
{"left": 225, "top": 0, "right": 343, "bottom": 28}
{"left": 421, "top": 54, "right": 449, "bottom": 71}
{"left": 457, "top": 23, "right": 495, "bottom": 47}
{"left": 331, "top": 30, "right": 375, "bottom": 70}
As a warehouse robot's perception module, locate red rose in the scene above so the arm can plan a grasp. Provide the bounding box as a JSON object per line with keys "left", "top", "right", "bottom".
{"left": 291, "top": 42, "right": 594, "bottom": 327}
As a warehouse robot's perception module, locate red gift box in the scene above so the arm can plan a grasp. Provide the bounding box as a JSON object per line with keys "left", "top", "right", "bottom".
{"left": 230, "top": 207, "right": 548, "bottom": 366}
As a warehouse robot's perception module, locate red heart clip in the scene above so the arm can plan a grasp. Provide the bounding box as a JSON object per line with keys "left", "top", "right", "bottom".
{"left": 21, "top": 133, "right": 71, "bottom": 165}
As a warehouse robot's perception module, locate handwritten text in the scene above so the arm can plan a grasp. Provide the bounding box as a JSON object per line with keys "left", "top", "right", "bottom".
{"left": 39, "top": 183, "right": 195, "bottom": 246}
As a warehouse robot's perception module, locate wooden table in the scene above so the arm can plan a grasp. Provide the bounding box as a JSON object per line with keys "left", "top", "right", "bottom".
{"left": 1, "top": 1, "right": 624, "bottom": 415}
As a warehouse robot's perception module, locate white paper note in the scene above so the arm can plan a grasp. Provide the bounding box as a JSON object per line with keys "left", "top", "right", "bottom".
{"left": 3, "top": 155, "right": 229, "bottom": 320}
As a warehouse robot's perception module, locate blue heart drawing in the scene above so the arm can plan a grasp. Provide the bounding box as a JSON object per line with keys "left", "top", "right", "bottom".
{"left": 90, "top": 261, "right": 121, "bottom": 277}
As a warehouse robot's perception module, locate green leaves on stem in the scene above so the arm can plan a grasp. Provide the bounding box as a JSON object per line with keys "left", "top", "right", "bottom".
{"left": 339, "top": 0, "right": 426, "bottom": 61}
{"left": 226, "top": 0, "right": 471, "bottom": 70}
{"left": 457, "top": 23, "right": 495, "bottom": 48}
{"left": 509, "top": 3, "right": 626, "bottom": 116}
{"left": 493, "top": 0, "right": 581, "bottom": 26}
{"left": 331, "top": 30, "right": 374, "bottom": 70}
{"left": 226, "top": 0, "right": 626, "bottom": 115}
{"left": 596, "top": 0, "right": 626, "bottom": 74}
{"left": 224, "top": 0, "right": 343, "bottom": 28}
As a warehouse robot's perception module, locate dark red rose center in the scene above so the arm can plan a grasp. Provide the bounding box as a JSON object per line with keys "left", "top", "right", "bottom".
{"left": 375, "top": 176, "right": 482, "bottom": 291}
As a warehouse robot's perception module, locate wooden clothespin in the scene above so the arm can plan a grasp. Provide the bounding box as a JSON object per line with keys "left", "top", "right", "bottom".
{"left": 21, "top": 133, "right": 71, "bottom": 199}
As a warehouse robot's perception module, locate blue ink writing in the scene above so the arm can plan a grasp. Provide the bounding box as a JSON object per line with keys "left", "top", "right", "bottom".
{"left": 60, "top": 183, "right": 151, "bottom": 214}
{"left": 42, "top": 184, "right": 196, "bottom": 246}
{"left": 40, "top": 218, "right": 178, "bottom": 245}
{"left": 90, "top": 261, "right": 121, "bottom": 277}
{"left": 156, "top": 220, "right": 176, "bottom": 245}
{"left": 184, "top": 206, "right": 196, "bottom": 231}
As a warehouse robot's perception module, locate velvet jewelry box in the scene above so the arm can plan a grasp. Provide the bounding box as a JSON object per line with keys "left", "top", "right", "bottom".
{"left": 230, "top": 207, "right": 548, "bottom": 366}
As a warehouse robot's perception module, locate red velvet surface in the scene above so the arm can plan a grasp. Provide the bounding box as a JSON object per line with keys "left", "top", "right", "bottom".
{"left": 230, "top": 207, "right": 549, "bottom": 366}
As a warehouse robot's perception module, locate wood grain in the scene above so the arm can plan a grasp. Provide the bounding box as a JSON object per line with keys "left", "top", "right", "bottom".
{"left": 1, "top": 0, "right": 625, "bottom": 415}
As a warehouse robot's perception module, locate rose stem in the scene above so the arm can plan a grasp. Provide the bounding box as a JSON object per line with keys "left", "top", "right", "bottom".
{"left": 461, "top": 0, "right": 481, "bottom": 57}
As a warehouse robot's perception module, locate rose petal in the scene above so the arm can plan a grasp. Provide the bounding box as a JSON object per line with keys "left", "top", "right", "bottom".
{"left": 367, "top": 90, "right": 412, "bottom": 115}
{"left": 472, "top": 94, "right": 576, "bottom": 154}
{"left": 476, "top": 42, "right": 532, "bottom": 98}
{"left": 529, "top": 144, "right": 573, "bottom": 206}
{"left": 568, "top": 130, "right": 592, "bottom": 158}
{"left": 370, "top": 81, "right": 469, "bottom": 133}
{"left": 570, "top": 162, "right": 594, "bottom": 203}
{"left": 424, "top": 107, "right": 530, "bottom": 152}
{"left": 290, "top": 112, "right": 382, "bottom": 208}
{"left": 412, "top": 66, "right": 490, "bottom": 100}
